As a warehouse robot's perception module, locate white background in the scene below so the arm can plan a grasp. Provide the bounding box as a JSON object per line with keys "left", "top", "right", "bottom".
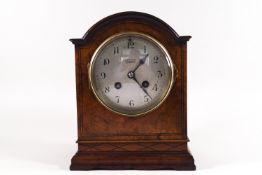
{"left": 1, "top": 0, "right": 262, "bottom": 174}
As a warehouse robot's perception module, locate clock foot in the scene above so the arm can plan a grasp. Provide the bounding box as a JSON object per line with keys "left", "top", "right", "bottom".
{"left": 70, "top": 151, "right": 195, "bottom": 170}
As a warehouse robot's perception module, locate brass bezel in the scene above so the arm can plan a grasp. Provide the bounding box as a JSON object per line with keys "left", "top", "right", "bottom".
{"left": 88, "top": 32, "right": 176, "bottom": 117}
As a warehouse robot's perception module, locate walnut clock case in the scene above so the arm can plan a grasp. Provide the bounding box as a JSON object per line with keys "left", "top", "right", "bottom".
{"left": 70, "top": 12, "right": 195, "bottom": 170}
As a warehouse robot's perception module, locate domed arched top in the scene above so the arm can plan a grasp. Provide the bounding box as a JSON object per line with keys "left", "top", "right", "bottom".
{"left": 70, "top": 11, "right": 191, "bottom": 46}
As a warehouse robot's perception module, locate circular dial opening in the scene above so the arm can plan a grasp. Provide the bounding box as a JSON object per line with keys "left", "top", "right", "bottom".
{"left": 89, "top": 33, "right": 175, "bottom": 116}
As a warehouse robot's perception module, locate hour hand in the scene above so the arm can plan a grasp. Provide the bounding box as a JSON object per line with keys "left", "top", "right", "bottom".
{"left": 132, "top": 54, "right": 149, "bottom": 73}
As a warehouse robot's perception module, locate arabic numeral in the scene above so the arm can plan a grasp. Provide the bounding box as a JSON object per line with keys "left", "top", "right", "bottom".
{"left": 115, "top": 96, "right": 120, "bottom": 103}
{"left": 153, "top": 56, "right": 159, "bottom": 63}
{"left": 114, "top": 46, "right": 119, "bottom": 54}
{"left": 144, "top": 95, "right": 150, "bottom": 103}
{"left": 152, "top": 84, "right": 158, "bottom": 91}
{"left": 103, "top": 58, "right": 110, "bottom": 65}
{"left": 127, "top": 37, "right": 134, "bottom": 48}
{"left": 129, "top": 100, "right": 134, "bottom": 107}
{"left": 157, "top": 70, "right": 163, "bottom": 78}
{"left": 104, "top": 86, "right": 110, "bottom": 93}
{"left": 143, "top": 45, "right": 146, "bottom": 54}
{"left": 100, "top": 72, "right": 106, "bottom": 79}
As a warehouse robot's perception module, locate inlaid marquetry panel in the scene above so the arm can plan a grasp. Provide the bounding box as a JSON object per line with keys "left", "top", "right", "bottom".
{"left": 79, "top": 142, "right": 187, "bottom": 152}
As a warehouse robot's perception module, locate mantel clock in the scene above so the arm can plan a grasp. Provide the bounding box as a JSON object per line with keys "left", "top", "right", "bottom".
{"left": 70, "top": 11, "right": 195, "bottom": 170}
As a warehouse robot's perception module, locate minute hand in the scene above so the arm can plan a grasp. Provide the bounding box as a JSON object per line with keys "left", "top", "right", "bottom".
{"left": 132, "top": 76, "right": 152, "bottom": 100}
{"left": 132, "top": 54, "right": 149, "bottom": 73}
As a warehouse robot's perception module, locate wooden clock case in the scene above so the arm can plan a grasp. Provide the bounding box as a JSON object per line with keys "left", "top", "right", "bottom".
{"left": 70, "top": 11, "right": 195, "bottom": 170}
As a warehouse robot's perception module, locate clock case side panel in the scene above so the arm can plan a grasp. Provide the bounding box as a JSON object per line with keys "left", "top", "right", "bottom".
{"left": 181, "top": 43, "right": 188, "bottom": 138}
{"left": 74, "top": 47, "right": 84, "bottom": 137}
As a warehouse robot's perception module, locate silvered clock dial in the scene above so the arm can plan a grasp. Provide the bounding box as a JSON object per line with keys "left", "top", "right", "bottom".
{"left": 89, "top": 32, "right": 176, "bottom": 116}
